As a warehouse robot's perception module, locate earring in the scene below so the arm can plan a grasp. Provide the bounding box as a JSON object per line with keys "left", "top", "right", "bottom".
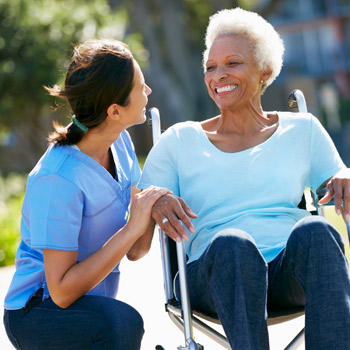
{"left": 260, "top": 80, "right": 264, "bottom": 83}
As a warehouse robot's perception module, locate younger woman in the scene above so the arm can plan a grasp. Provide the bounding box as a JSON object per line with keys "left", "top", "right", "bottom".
{"left": 3, "top": 39, "right": 169, "bottom": 350}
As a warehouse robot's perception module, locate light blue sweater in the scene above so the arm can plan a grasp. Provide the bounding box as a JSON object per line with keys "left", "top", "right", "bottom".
{"left": 138, "top": 112, "right": 345, "bottom": 263}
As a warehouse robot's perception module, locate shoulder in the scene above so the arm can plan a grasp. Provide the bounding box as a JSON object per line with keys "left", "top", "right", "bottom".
{"left": 278, "top": 111, "right": 322, "bottom": 123}
{"left": 28, "top": 145, "right": 71, "bottom": 182}
{"left": 277, "top": 111, "right": 313, "bottom": 122}
{"left": 27, "top": 145, "right": 83, "bottom": 194}
{"left": 161, "top": 121, "right": 201, "bottom": 140}
{"left": 276, "top": 112, "right": 331, "bottom": 147}
{"left": 277, "top": 111, "right": 319, "bottom": 131}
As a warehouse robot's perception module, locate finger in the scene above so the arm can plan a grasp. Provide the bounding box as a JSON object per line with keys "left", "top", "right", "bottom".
{"left": 318, "top": 180, "right": 334, "bottom": 204}
{"left": 157, "top": 217, "right": 183, "bottom": 242}
{"left": 343, "top": 183, "right": 350, "bottom": 222}
{"left": 178, "top": 197, "right": 197, "bottom": 218}
{"left": 151, "top": 194, "right": 195, "bottom": 240}
{"left": 139, "top": 187, "right": 172, "bottom": 204}
{"left": 332, "top": 180, "right": 343, "bottom": 215}
{"left": 175, "top": 209, "right": 195, "bottom": 234}
{"left": 152, "top": 210, "right": 183, "bottom": 242}
{"left": 318, "top": 189, "right": 333, "bottom": 205}
{"left": 156, "top": 210, "right": 189, "bottom": 242}
{"left": 147, "top": 190, "right": 173, "bottom": 209}
{"left": 141, "top": 186, "right": 172, "bottom": 197}
{"left": 166, "top": 211, "right": 189, "bottom": 241}
{"left": 170, "top": 199, "right": 195, "bottom": 234}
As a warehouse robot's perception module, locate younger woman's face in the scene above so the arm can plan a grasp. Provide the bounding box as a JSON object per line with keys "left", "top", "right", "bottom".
{"left": 120, "top": 60, "right": 152, "bottom": 127}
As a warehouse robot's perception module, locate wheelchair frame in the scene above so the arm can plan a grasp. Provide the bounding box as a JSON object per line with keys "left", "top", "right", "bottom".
{"left": 148, "top": 90, "right": 350, "bottom": 350}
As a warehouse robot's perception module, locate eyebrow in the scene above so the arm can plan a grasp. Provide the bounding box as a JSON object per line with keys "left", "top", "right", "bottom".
{"left": 207, "top": 54, "right": 244, "bottom": 61}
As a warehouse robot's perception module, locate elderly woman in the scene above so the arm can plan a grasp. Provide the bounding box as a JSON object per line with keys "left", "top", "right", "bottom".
{"left": 138, "top": 8, "right": 350, "bottom": 350}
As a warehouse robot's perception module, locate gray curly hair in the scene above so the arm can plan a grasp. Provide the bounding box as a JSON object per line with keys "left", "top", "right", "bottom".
{"left": 203, "top": 8, "right": 285, "bottom": 93}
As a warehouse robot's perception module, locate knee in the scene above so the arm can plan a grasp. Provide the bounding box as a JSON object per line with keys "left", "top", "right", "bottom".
{"left": 208, "top": 228, "right": 267, "bottom": 268}
{"left": 116, "top": 305, "right": 144, "bottom": 337}
{"left": 210, "top": 228, "right": 258, "bottom": 251}
{"left": 290, "top": 216, "right": 344, "bottom": 253}
{"left": 97, "top": 302, "right": 144, "bottom": 345}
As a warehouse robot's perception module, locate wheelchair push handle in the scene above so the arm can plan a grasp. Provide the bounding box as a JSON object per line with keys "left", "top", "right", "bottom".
{"left": 288, "top": 89, "right": 308, "bottom": 113}
{"left": 147, "top": 107, "right": 161, "bottom": 145}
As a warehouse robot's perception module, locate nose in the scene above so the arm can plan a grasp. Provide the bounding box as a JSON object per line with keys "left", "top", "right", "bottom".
{"left": 213, "top": 66, "right": 228, "bottom": 82}
{"left": 146, "top": 84, "right": 152, "bottom": 96}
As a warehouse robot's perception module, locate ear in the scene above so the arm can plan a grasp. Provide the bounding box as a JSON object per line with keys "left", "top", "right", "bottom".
{"left": 107, "top": 104, "right": 120, "bottom": 121}
{"left": 260, "top": 67, "right": 272, "bottom": 83}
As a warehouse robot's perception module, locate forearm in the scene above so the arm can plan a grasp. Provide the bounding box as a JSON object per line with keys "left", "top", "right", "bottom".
{"left": 45, "top": 225, "right": 139, "bottom": 308}
{"left": 45, "top": 186, "right": 171, "bottom": 308}
{"left": 126, "top": 219, "right": 156, "bottom": 261}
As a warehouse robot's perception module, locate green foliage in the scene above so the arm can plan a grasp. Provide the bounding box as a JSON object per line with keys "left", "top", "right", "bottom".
{"left": 138, "top": 155, "right": 146, "bottom": 169}
{"left": 0, "top": 0, "right": 143, "bottom": 126}
{"left": 0, "top": 173, "right": 26, "bottom": 266}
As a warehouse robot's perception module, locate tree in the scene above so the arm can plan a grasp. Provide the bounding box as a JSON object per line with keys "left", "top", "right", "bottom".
{"left": 0, "top": 0, "right": 142, "bottom": 173}
{"left": 0, "top": 0, "right": 284, "bottom": 172}
{"left": 110, "top": 0, "right": 283, "bottom": 154}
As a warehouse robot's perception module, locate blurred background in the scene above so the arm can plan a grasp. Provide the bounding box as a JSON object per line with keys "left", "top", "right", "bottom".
{"left": 0, "top": 0, "right": 349, "bottom": 266}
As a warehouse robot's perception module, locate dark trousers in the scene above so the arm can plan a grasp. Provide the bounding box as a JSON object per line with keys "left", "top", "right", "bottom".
{"left": 175, "top": 216, "right": 350, "bottom": 350}
{"left": 4, "top": 289, "right": 144, "bottom": 350}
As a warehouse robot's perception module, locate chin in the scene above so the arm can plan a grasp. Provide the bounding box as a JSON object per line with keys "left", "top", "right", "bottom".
{"left": 137, "top": 114, "right": 147, "bottom": 125}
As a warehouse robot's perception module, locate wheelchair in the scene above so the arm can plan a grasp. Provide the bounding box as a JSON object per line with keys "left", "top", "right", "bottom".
{"left": 148, "top": 90, "right": 350, "bottom": 350}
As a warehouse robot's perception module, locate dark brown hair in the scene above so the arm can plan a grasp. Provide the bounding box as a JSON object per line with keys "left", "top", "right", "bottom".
{"left": 45, "top": 39, "right": 134, "bottom": 145}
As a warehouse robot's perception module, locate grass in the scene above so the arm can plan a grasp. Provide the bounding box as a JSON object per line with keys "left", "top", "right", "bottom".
{"left": 0, "top": 173, "right": 26, "bottom": 267}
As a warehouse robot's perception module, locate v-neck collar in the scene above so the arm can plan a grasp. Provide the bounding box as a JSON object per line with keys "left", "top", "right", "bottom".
{"left": 67, "top": 143, "right": 125, "bottom": 198}
{"left": 110, "top": 144, "right": 122, "bottom": 184}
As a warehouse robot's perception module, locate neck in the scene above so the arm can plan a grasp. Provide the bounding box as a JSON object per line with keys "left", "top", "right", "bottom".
{"left": 218, "top": 102, "right": 272, "bottom": 135}
{"left": 76, "top": 124, "right": 121, "bottom": 165}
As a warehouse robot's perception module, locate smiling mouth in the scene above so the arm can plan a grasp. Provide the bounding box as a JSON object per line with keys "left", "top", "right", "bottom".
{"left": 215, "top": 85, "right": 238, "bottom": 94}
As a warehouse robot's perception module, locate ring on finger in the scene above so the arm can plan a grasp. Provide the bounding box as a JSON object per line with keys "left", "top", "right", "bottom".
{"left": 162, "top": 217, "right": 169, "bottom": 224}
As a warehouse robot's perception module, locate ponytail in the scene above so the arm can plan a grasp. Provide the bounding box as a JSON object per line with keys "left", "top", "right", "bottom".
{"left": 45, "top": 85, "right": 86, "bottom": 145}
{"left": 44, "top": 39, "right": 134, "bottom": 146}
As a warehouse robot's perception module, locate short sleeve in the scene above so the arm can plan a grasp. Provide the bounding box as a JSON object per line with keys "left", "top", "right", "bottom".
{"left": 29, "top": 174, "right": 83, "bottom": 250}
{"left": 138, "top": 127, "right": 180, "bottom": 195}
{"left": 131, "top": 152, "right": 141, "bottom": 187}
{"left": 118, "top": 130, "right": 141, "bottom": 187}
{"left": 309, "top": 116, "right": 346, "bottom": 193}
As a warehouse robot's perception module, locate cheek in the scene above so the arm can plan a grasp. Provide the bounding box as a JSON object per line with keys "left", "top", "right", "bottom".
{"left": 204, "top": 77, "right": 214, "bottom": 96}
{"left": 142, "top": 94, "right": 148, "bottom": 108}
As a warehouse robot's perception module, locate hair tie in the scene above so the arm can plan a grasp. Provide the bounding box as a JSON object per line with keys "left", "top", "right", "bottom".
{"left": 71, "top": 115, "right": 88, "bottom": 134}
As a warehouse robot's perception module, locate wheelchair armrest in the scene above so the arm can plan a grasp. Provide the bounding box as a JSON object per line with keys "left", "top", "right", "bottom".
{"left": 311, "top": 187, "right": 334, "bottom": 208}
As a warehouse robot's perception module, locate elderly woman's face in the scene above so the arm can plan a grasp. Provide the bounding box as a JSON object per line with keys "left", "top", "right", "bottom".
{"left": 204, "top": 35, "right": 264, "bottom": 110}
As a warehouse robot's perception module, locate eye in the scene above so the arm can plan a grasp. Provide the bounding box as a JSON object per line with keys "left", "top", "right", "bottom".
{"left": 205, "top": 65, "right": 215, "bottom": 72}
{"left": 227, "top": 61, "right": 240, "bottom": 67}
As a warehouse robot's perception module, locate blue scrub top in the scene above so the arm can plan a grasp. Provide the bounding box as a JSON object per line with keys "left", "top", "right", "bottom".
{"left": 5, "top": 130, "right": 141, "bottom": 310}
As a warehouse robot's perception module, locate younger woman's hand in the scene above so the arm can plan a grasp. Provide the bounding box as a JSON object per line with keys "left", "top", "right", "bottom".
{"left": 127, "top": 186, "right": 172, "bottom": 236}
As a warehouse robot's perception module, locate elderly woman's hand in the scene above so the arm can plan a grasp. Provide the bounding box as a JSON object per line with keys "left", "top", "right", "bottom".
{"left": 152, "top": 194, "right": 197, "bottom": 242}
{"left": 318, "top": 168, "right": 350, "bottom": 221}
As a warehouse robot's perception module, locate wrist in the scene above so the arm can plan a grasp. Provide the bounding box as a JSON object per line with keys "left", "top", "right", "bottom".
{"left": 124, "top": 220, "right": 142, "bottom": 240}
